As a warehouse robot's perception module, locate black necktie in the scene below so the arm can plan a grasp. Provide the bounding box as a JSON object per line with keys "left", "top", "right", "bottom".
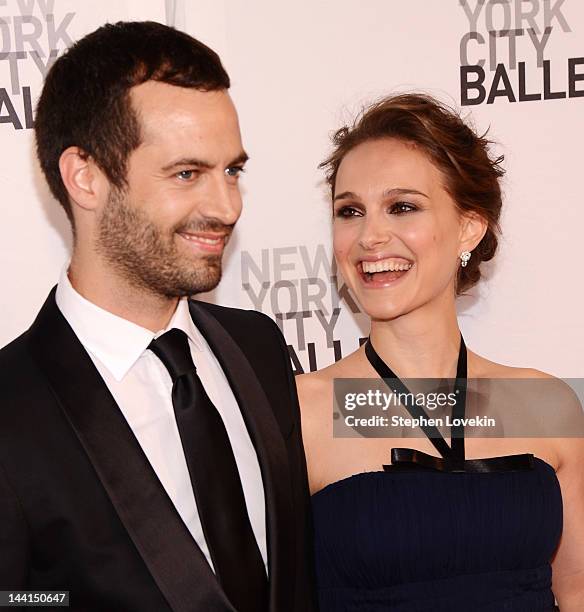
{"left": 149, "top": 329, "right": 268, "bottom": 612}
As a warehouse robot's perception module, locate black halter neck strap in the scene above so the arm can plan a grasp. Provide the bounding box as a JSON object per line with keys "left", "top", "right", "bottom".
{"left": 364, "top": 336, "right": 534, "bottom": 473}
{"left": 365, "top": 336, "right": 467, "bottom": 463}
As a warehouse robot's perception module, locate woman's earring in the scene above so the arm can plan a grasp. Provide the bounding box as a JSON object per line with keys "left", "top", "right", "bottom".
{"left": 460, "top": 251, "right": 471, "bottom": 267}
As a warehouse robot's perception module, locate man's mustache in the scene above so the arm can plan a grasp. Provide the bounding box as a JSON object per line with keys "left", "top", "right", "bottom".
{"left": 175, "top": 219, "right": 235, "bottom": 236}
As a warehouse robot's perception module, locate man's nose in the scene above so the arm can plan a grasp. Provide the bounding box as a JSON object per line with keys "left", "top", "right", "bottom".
{"left": 199, "top": 171, "right": 242, "bottom": 227}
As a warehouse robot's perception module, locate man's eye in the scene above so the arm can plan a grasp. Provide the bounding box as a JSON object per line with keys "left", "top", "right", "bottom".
{"left": 390, "top": 202, "right": 417, "bottom": 214}
{"left": 176, "top": 170, "right": 198, "bottom": 181}
{"left": 225, "top": 166, "right": 245, "bottom": 178}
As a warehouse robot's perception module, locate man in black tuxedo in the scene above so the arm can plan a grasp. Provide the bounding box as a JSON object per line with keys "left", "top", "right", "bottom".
{"left": 0, "top": 21, "right": 316, "bottom": 612}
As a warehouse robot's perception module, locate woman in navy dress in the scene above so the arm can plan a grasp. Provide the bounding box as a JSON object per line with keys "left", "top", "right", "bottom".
{"left": 296, "top": 93, "right": 584, "bottom": 611}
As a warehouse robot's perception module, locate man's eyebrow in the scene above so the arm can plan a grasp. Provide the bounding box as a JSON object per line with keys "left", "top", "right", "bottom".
{"left": 161, "top": 158, "right": 213, "bottom": 172}
{"left": 333, "top": 187, "right": 429, "bottom": 202}
{"left": 228, "top": 151, "right": 250, "bottom": 167}
{"left": 161, "top": 151, "right": 249, "bottom": 173}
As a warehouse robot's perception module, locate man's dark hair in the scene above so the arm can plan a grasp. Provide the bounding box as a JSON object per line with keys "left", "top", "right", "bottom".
{"left": 35, "top": 21, "right": 230, "bottom": 225}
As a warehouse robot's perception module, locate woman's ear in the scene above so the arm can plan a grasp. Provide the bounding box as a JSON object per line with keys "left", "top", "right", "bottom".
{"left": 459, "top": 211, "right": 488, "bottom": 253}
{"left": 58, "top": 147, "right": 108, "bottom": 214}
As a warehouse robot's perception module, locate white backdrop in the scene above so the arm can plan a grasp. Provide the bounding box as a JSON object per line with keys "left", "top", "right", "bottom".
{"left": 1, "top": 0, "right": 583, "bottom": 377}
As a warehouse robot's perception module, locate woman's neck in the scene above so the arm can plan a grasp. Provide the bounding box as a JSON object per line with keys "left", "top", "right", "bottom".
{"left": 369, "top": 295, "right": 462, "bottom": 379}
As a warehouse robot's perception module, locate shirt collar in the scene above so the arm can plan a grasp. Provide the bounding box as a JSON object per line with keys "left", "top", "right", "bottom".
{"left": 55, "top": 265, "right": 203, "bottom": 382}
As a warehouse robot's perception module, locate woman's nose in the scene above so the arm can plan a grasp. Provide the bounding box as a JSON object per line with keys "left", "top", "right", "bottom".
{"left": 358, "top": 215, "right": 393, "bottom": 250}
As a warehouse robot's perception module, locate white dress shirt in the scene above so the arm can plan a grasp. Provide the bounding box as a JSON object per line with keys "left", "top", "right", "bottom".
{"left": 55, "top": 267, "right": 268, "bottom": 573}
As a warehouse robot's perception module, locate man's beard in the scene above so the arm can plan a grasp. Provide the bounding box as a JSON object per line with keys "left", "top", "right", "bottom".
{"left": 95, "top": 188, "right": 229, "bottom": 298}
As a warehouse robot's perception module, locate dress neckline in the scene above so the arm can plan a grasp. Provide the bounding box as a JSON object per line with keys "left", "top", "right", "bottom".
{"left": 311, "top": 455, "right": 558, "bottom": 501}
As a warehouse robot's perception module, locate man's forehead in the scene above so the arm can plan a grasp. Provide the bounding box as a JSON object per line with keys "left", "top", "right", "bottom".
{"left": 130, "top": 81, "right": 238, "bottom": 143}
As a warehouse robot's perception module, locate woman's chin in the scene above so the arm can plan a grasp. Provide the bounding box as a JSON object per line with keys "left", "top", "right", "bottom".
{"left": 360, "top": 301, "right": 409, "bottom": 322}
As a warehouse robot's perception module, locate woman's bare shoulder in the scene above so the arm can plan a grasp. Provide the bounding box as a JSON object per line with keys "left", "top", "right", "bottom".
{"left": 296, "top": 347, "right": 367, "bottom": 408}
{"left": 471, "top": 351, "right": 582, "bottom": 409}
{"left": 295, "top": 371, "right": 331, "bottom": 417}
{"left": 471, "top": 351, "right": 583, "bottom": 455}
{"left": 470, "top": 350, "right": 556, "bottom": 379}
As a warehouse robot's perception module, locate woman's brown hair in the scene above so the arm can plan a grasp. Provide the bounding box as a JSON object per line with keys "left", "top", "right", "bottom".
{"left": 320, "top": 93, "right": 505, "bottom": 294}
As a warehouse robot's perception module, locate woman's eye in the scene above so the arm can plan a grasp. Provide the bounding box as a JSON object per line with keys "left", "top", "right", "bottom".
{"left": 225, "top": 165, "right": 246, "bottom": 178}
{"left": 335, "top": 206, "right": 362, "bottom": 218}
{"left": 390, "top": 202, "right": 416, "bottom": 214}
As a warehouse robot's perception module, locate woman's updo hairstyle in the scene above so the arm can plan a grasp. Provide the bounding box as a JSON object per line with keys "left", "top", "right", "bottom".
{"left": 319, "top": 93, "right": 505, "bottom": 294}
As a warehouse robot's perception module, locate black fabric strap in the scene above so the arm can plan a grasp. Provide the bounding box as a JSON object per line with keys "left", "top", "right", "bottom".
{"left": 365, "top": 335, "right": 534, "bottom": 474}
{"left": 365, "top": 336, "right": 467, "bottom": 460}
{"left": 149, "top": 329, "right": 268, "bottom": 612}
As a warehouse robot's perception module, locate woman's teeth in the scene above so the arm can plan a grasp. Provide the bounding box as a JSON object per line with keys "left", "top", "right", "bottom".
{"left": 361, "top": 259, "right": 413, "bottom": 273}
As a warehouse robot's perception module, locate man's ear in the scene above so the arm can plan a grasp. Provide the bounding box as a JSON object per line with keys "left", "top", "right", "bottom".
{"left": 459, "top": 211, "right": 488, "bottom": 253}
{"left": 59, "top": 147, "right": 108, "bottom": 213}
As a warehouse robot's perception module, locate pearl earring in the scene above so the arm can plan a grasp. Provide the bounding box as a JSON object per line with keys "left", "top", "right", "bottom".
{"left": 460, "top": 251, "right": 471, "bottom": 267}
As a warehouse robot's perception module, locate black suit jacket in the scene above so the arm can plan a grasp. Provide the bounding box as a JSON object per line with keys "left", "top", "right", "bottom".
{"left": 0, "top": 289, "right": 317, "bottom": 612}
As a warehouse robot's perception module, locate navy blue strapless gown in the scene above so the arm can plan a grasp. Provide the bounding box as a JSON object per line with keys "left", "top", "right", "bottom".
{"left": 312, "top": 458, "right": 562, "bottom": 611}
{"left": 312, "top": 338, "right": 563, "bottom": 611}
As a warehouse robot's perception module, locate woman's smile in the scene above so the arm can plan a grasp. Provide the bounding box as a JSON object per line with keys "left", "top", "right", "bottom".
{"left": 358, "top": 257, "right": 415, "bottom": 287}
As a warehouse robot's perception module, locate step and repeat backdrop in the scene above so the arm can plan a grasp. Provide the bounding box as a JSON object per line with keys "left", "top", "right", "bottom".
{"left": 1, "top": 0, "right": 582, "bottom": 376}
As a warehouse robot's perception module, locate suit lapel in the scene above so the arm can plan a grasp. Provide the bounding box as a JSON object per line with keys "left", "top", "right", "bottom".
{"left": 188, "top": 301, "right": 295, "bottom": 612}
{"left": 27, "top": 289, "right": 235, "bottom": 612}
